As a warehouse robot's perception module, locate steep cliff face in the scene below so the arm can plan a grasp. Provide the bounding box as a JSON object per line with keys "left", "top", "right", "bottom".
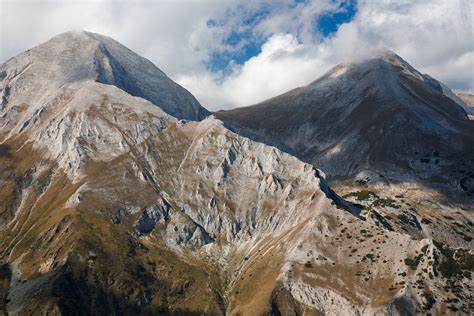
{"left": 0, "top": 34, "right": 472, "bottom": 315}
{"left": 216, "top": 51, "right": 474, "bottom": 192}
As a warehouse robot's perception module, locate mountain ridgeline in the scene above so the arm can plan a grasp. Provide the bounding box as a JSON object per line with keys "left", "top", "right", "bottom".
{"left": 0, "top": 32, "right": 472, "bottom": 315}
{"left": 0, "top": 30, "right": 208, "bottom": 122}
{"left": 216, "top": 51, "right": 474, "bottom": 196}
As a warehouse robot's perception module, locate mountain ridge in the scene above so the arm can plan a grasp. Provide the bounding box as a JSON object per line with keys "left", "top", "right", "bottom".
{"left": 216, "top": 51, "right": 474, "bottom": 198}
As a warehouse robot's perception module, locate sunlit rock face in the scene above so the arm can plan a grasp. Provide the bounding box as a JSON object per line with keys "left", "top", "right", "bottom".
{"left": 0, "top": 30, "right": 209, "bottom": 124}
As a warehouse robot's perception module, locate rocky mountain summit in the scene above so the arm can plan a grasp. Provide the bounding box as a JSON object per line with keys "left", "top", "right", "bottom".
{"left": 0, "top": 33, "right": 472, "bottom": 315}
{"left": 216, "top": 50, "right": 474, "bottom": 195}
{"left": 0, "top": 30, "right": 208, "bottom": 122}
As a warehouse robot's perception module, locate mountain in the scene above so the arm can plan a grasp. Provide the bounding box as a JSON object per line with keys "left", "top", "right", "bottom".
{"left": 453, "top": 90, "right": 474, "bottom": 116}
{"left": 421, "top": 79, "right": 474, "bottom": 117}
{"left": 1, "top": 34, "right": 473, "bottom": 315}
{"left": 216, "top": 50, "right": 474, "bottom": 197}
{"left": 0, "top": 30, "right": 209, "bottom": 122}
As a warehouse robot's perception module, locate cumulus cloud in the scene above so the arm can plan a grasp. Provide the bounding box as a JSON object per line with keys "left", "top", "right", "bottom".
{"left": 1, "top": 0, "right": 473, "bottom": 110}
{"left": 0, "top": 0, "right": 335, "bottom": 74}
{"left": 178, "top": 0, "right": 474, "bottom": 109}
{"left": 177, "top": 34, "right": 330, "bottom": 108}
{"left": 0, "top": 0, "right": 234, "bottom": 75}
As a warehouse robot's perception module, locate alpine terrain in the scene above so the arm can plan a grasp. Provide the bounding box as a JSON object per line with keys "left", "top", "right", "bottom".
{"left": 454, "top": 90, "right": 474, "bottom": 118}
{"left": 0, "top": 31, "right": 472, "bottom": 315}
{"left": 216, "top": 50, "right": 474, "bottom": 186}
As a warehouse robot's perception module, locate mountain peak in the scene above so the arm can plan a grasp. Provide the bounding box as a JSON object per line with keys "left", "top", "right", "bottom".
{"left": 217, "top": 49, "right": 473, "bottom": 180}
{"left": 53, "top": 29, "right": 94, "bottom": 38}
{"left": 370, "top": 47, "right": 401, "bottom": 59}
{"left": 1, "top": 31, "right": 209, "bottom": 121}
{"left": 308, "top": 48, "right": 426, "bottom": 89}
{"left": 369, "top": 48, "right": 420, "bottom": 72}
{"left": 49, "top": 30, "right": 127, "bottom": 50}
{"left": 36, "top": 30, "right": 109, "bottom": 55}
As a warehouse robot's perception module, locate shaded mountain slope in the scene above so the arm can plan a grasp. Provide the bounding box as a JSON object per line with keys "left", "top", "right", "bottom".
{"left": 216, "top": 51, "right": 474, "bottom": 197}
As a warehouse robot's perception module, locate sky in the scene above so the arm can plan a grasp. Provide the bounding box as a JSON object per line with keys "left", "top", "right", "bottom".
{"left": 0, "top": 0, "right": 473, "bottom": 110}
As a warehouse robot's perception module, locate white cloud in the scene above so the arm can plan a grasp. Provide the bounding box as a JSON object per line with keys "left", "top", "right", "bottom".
{"left": 178, "top": 0, "right": 474, "bottom": 109}
{"left": 0, "top": 0, "right": 236, "bottom": 75}
{"left": 177, "top": 33, "right": 329, "bottom": 109}
{"left": 1, "top": 0, "right": 473, "bottom": 110}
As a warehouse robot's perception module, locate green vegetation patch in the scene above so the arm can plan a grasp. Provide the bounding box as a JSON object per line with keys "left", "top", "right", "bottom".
{"left": 343, "top": 190, "right": 378, "bottom": 201}
{"left": 421, "top": 218, "right": 432, "bottom": 225}
{"left": 0, "top": 263, "right": 12, "bottom": 311}
{"left": 355, "top": 178, "right": 369, "bottom": 185}
{"left": 397, "top": 214, "right": 409, "bottom": 222}
{"left": 362, "top": 253, "right": 376, "bottom": 263}
{"left": 0, "top": 263, "right": 11, "bottom": 279}
{"left": 421, "top": 245, "right": 429, "bottom": 254}
{"left": 404, "top": 253, "right": 423, "bottom": 270}
{"left": 373, "top": 198, "right": 401, "bottom": 209}
{"left": 422, "top": 291, "right": 436, "bottom": 310}
{"left": 434, "top": 242, "right": 474, "bottom": 279}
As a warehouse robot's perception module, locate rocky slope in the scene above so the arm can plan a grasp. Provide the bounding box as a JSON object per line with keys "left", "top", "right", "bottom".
{"left": 0, "top": 30, "right": 209, "bottom": 122}
{"left": 215, "top": 50, "right": 474, "bottom": 198}
{"left": 455, "top": 91, "right": 474, "bottom": 106}
{"left": 0, "top": 34, "right": 473, "bottom": 315}
{"left": 454, "top": 90, "right": 474, "bottom": 116}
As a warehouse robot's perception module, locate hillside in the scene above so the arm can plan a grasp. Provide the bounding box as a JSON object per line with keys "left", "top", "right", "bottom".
{"left": 216, "top": 51, "right": 474, "bottom": 198}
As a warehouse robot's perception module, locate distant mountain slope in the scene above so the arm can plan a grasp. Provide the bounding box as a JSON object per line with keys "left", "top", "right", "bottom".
{"left": 420, "top": 77, "right": 474, "bottom": 116}
{"left": 216, "top": 51, "right": 474, "bottom": 194}
{"left": 0, "top": 30, "right": 209, "bottom": 121}
{"left": 454, "top": 90, "right": 474, "bottom": 115}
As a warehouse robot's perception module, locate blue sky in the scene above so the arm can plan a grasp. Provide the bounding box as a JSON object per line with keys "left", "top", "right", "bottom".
{"left": 317, "top": 0, "right": 356, "bottom": 37}
{"left": 1, "top": 0, "right": 472, "bottom": 109}
{"left": 207, "top": 0, "right": 358, "bottom": 73}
